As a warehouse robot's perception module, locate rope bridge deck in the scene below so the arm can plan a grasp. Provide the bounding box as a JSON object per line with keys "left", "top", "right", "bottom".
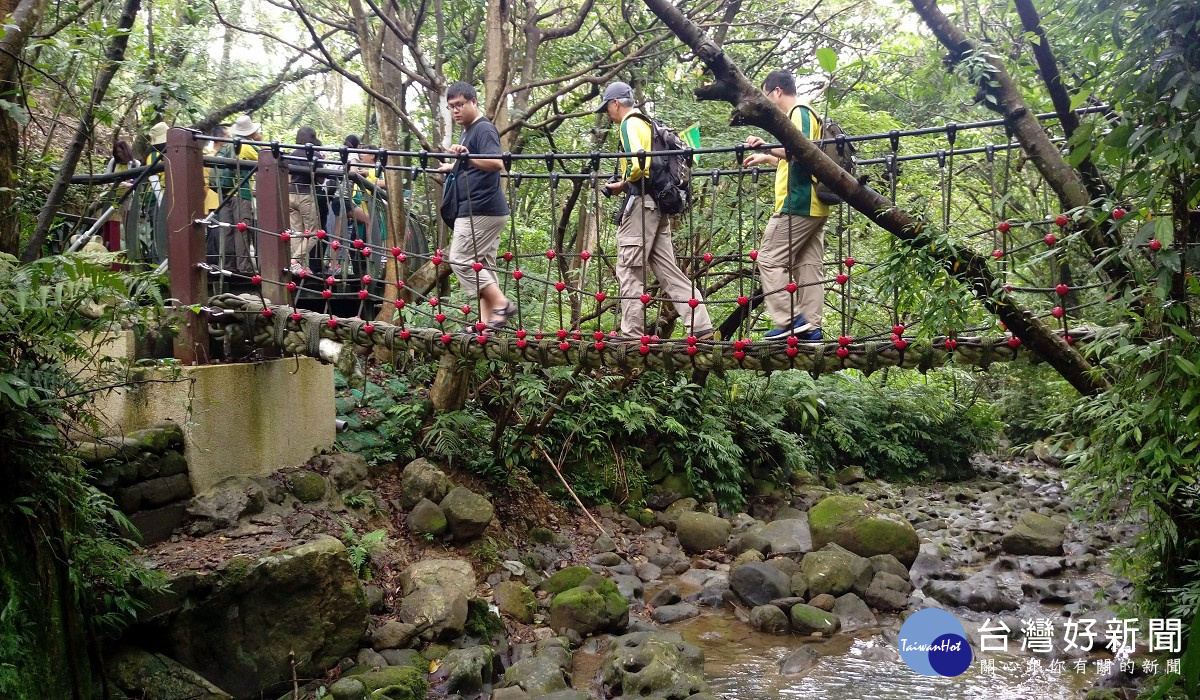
{"left": 205, "top": 292, "right": 1105, "bottom": 375}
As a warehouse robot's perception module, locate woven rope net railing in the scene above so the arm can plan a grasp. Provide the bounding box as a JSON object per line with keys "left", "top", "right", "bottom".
{"left": 168, "top": 106, "right": 1141, "bottom": 375}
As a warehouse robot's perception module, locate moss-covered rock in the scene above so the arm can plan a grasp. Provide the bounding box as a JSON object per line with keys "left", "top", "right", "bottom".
{"left": 600, "top": 631, "right": 708, "bottom": 699}
{"left": 790, "top": 604, "right": 839, "bottom": 635}
{"left": 807, "top": 495, "right": 918, "bottom": 567}
{"left": 439, "top": 645, "right": 499, "bottom": 694}
{"left": 539, "top": 565, "right": 593, "bottom": 595}
{"left": 334, "top": 665, "right": 428, "bottom": 700}
{"left": 164, "top": 537, "right": 367, "bottom": 698}
{"left": 675, "top": 512, "right": 730, "bottom": 554}
{"left": 549, "top": 575, "right": 629, "bottom": 637}
{"left": 399, "top": 458, "right": 452, "bottom": 510}
{"left": 439, "top": 487, "right": 495, "bottom": 541}
{"left": 1000, "top": 511, "right": 1065, "bottom": 556}
{"left": 800, "top": 545, "right": 871, "bottom": 598}
{"left": 105, "top": 646, "right": 232, "bottom": 699}
{"left": 287, "top": 470, "right": 327, "bottom": 503}
{"left": 495, "top": 580, "right": 536, "bottom": 624}
{"left": 406, "top": 498, "right": 447, "bottom": 537}
{"left": 529, "top": 526, "right": 556, "bottom": 544}
{"left": 399, "top": 584, "right": 468, "bottom": 641}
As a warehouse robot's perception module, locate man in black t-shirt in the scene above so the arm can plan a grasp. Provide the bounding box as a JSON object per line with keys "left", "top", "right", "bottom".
{"left": 438, "top": 81, "right": 516, "bottom": 333}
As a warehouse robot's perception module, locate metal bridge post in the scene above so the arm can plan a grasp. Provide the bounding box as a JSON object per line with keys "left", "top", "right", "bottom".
{"left": 165, "top": 127, "right": 208, "bottom": 364}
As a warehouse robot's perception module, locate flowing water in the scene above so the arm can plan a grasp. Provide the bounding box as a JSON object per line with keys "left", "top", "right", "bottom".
{"left": 673, "top": 612, "right": 1095, "bottom": 699}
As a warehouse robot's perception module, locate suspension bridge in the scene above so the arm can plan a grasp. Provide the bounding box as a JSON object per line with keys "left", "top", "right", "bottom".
{"left": 60, "top": 106, "right": 1133, "bottom": 377}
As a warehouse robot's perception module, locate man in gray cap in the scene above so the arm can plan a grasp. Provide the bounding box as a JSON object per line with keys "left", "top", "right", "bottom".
{"left": 597, "top": 82, "right": 712, "bottom": 341}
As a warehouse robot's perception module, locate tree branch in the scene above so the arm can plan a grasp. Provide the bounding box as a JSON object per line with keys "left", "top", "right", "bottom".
{"left": 908, "top": 0, "right": 1131, "bottom": 290}
{"left": 640, "top": 0, "right": 1109, "bottom": 396}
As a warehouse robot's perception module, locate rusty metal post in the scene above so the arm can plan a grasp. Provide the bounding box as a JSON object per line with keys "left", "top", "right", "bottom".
{"left": 165, "top": 127, "right": 208, "bottom": 364}
{"left": 256, "top": 147, "right": 291, "bottom": 293}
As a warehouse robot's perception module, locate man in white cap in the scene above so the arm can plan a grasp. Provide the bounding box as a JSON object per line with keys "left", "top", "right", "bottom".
{"left": 210, "top": 114, "right": 262, "bottom": 273}
{"left": 597, "top": 81, "right": 712, "bottom": 342}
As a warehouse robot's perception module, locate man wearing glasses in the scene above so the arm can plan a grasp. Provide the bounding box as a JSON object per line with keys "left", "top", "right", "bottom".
{"left": 437, "top": 81, "right": 517, "bottom": 333}
{"left": 741, "top": 70, "right": 829, "bottom": 341}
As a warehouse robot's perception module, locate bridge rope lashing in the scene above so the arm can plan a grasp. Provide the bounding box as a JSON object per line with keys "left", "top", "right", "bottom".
{"left": 202, "top": 292, "right": 1106, "bottom": 376}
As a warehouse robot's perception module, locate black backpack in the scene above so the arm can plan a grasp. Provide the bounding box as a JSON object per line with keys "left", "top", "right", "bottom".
{"left": 799, "top": 105, "right": 857, "bottom": 206}
{"left": 628, "top": 113, "right": 693, "bottom": 215}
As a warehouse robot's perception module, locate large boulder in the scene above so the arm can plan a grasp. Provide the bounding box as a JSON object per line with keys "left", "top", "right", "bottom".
{"left": 675, "top": 512, "right": 731, "bottom": 554}
{"left": 924, "top": 573, "right": 1019, "bottom": 613}
{"left": 730, "top": 562, "right": 792, "bottom": 608}
{"left": 498, "top": 657, "right": 570, "bottom": 696}
{"left": 800, "top": 545, "right": 871, "bottom": 598}
{"left": 807, "top": 495, "right": 919, "bottom": 567}
{"left": 495, "top": 581, "right": 536, "bottom": 624}
{"left": 831, "top": 592, "right": 878, "bottom": 632}
{"left": 759, "top": 517, "right": 813, "bottom": 556}
{"left": 399, "top": 584, "right": 469, "bottom": 641}
{"left": 185, "top": 476, "right": 266, "bottom": 535}
{"left": 309, "top": 452, "right": 369, "bottom": 491}
{"left": 1000, "top": 511, "right": 1066, "bottom": 556}
{"left": 327, "top": 665, "right": 428, "bottom": 700}
{"left": 539, "top": 566, "right": 594, "bottom": 595}
{"left": 106, "top": 646, "right": 232, "bottom": 699}
{"left": 496, "top": 638, "right": 573, "bottom": 695}
{"left": 399, "top": 458, "right": 453, "bottom": 510}
{"left": 790, "top": 604, "right": 838, "bottom": 636}
{"left": 439, "top": 487, "right": 495, "bottom": 541}
{"left": 600, "top": 632, "right": 708, "bottom": 699}
{"left": 750, "top": 605, "right": 790, "bottom": 634}
{"left": 164, "top": 537, "right": 368, "bottom": 698}
{"left": 437, "top": 645, "right": 501, "bottom": 695}
{"left": 863, "top": 571, "right": 912, "bottom": 612}
{"left": 286, "top": 470, "right": 327, "bottom": 503}
{"left": 549, "top": 575, "right": 629, "bottom": 637}
{"left": 407, "top": 498, "right": 448, "bottom": 537}
{"left": 400, "top": 559, "right": 476, "bottom": 598}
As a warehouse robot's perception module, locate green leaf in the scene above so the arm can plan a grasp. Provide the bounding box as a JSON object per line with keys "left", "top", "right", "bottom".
{"left": 816, "top": 48, "right": 838, "bottom": 74}
{"left": 1069, "top": 90, "right": 1092, "bottom": 110}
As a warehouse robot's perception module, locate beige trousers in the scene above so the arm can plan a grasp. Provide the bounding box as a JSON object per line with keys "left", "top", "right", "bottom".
{"left": 288, "top": 191, "right": 320, "bottom": 261}
{"left": 448, "top": 214, "right": 508, "bottom": 297}
{"left": 615, "top": 196, "right": 712, "bottom": 337}
{"left": 757, "top": 212, "right": 827, "bottom": 329}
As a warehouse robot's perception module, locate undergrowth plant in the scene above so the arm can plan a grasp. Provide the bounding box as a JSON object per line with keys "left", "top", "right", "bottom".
{"left": 0, "top": 253, "right": 169, "bottom": 696}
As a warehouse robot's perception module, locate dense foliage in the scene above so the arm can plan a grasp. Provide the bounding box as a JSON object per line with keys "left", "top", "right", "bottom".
{"left": 337, "top": 362, "right": 1000, "bottom": 511}
{"left": 0, "top": 254, "right": 167, "bottom": 696}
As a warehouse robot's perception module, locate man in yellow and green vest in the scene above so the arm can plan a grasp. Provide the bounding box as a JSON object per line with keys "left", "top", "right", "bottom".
{"left": 598, "top": 81, "right": 712, "bottom": 341}
{"left": 742, "top": 70, "right": 828, "bottom": 341}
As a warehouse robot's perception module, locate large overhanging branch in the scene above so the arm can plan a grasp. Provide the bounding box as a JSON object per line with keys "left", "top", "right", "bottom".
{"left": 1011, "top": 0, "right": 1112, "bottom": 204}
{"left": 639, "top": 0, "right": 1109, "bottom": 397}
{"left": 909, "top": 0, "right": 1131, "bottom": 291}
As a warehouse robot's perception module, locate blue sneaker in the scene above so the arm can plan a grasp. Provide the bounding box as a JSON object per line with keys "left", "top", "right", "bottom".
{"left": 764, "top": 315, "right": 814, "bottom": 339}
{"left": 797, "top": 327, "right": 823, "bottom": 341}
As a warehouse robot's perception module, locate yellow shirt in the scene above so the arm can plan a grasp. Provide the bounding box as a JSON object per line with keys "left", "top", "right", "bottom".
{"left": 774, "top": 103, "right": 830, "bottom": 218}
{"left": 618, "top": 110, "right": 654, "bottom": 184}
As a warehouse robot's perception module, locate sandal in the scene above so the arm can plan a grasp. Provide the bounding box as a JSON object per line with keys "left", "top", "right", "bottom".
{"left": 484, "top": 301, "right": 518, "bottom": 333}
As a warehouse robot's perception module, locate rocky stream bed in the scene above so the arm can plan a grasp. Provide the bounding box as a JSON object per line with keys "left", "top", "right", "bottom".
{"left": 108, "top": 451, "right": 1147, "bottom": 700}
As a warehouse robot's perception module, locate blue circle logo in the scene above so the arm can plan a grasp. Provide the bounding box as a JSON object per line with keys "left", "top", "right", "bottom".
{"left": 897, "top": 609, "right": 972, "bottom": 677}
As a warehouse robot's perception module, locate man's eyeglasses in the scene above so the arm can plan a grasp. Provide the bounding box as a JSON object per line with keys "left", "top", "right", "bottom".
{"left": 448, "top": 101, "right": 469, "bottom": 112}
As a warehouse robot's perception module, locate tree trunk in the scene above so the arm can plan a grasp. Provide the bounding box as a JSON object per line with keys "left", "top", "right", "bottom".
{"left": 21, "top": 0, "right": 142, "bottom": 263}
{"left": 639, "top": 0, "right": 1109, "bottom": 397}
{"left": 909, "top": 0, "right": 1132, "bottom": 290}
{"left": 482, "top": 0, "right": 509, "bottom": 133}
{"left": 0, "top": 0, "right": 50, "bottom": 256}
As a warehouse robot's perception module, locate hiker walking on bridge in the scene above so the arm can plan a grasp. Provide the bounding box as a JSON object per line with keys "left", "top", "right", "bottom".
{"left": 438, "top": 81, "right": 517, "bottom": 333}
{"left": 598, "top": 81, "right": 713, "bottom": 341}
{"left": 742, "top": 70, "right": 829, "bottom": 341}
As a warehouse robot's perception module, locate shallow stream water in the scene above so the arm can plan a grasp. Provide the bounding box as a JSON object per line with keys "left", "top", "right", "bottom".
{"left": 673, "top": 612, "right": 1095, "bottom": 699}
